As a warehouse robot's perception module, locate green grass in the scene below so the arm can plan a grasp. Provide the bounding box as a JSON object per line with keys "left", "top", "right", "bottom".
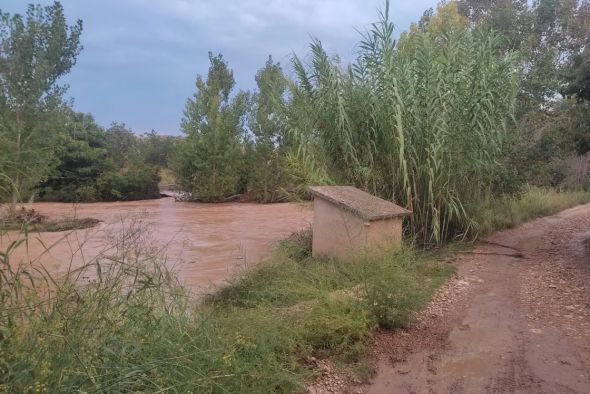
{"left": 473, "top": 187, "right": 590, "bottom": 236}
{"left": 0, "top": 230, "right": 454, "bottom": 393}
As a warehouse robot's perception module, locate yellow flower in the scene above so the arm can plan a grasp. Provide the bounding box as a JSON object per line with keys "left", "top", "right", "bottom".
{"left": 235, "top": 334, "right": 247, "bottom": 346}
{"left": 40, "top": 361, "right": 51, "bottom": 377}
{"left": 222, "top": 352, "right": 233, "bottom": 366}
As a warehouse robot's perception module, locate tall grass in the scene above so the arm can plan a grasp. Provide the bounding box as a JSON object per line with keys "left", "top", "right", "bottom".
{"left": 472, "top": 187, "right": 590, "bottom": 236}
{"left": 0, "top": 226, "right": 453, "bottom": 393}
{"left": 286, "top": 1, "right": 519, "bottom": 245}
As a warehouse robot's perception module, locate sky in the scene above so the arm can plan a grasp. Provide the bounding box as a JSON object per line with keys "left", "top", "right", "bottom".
{"left": 2, "top": 0, "right": 438, "bottom": 135}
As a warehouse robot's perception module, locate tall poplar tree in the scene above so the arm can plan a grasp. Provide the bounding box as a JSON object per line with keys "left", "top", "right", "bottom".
{"left": 249, "top": 56, "right": 289, "bottom": 202}
{"left": 0, "top": 1, "right": 82, "bottom": 208}
{"left": 173, "top": 53, "right": 248, "bottom": 201}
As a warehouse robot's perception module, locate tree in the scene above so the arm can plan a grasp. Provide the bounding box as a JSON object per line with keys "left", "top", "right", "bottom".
{"left": 457, "top": 0, "right": 590, "bottom": 115}
{"left": 173, "top": 53, "right": 248, "bottom": 201}
{"left": 36, "top": 111, "right": 163, "bottom": 202}
{"left": 138, "top": 130, "right": 178, "bottom": 168}
{"left": 248, "top": 56, "right": 289, "bottom": 202}
{"left": 564, "top": 45, "right": 590, "bottom": 101}
{"left": 105, "top": 122, "right": 139, "bottom": 167}
{"left": 36, "top": 110, "right": 112, "bottom": 202}
{"left": 0, "top": 1, "right": 82, "bottom": 208}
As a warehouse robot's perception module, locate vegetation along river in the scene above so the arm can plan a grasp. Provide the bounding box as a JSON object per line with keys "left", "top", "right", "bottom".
{"left": 1, "top": 197, "right": 312, "bottom": 289}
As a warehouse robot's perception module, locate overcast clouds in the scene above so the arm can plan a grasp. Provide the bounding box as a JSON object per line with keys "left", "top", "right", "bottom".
{"left": 2, "top": 0, "right": 438, "bottom": 134}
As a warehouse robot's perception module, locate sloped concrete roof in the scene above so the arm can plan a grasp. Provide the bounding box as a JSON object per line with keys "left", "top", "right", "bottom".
{"left": 308, "top": 186, "right": 411, "bottom": 221}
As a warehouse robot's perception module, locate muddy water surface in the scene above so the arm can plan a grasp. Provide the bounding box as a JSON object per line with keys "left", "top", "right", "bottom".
{"left": 1, "top": 198, "right": 312, "bottom": 289}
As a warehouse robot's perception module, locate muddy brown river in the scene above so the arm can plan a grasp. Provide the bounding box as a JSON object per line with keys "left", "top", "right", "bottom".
{"left": 1, "top": 198, "right": 312, "bottom": 289}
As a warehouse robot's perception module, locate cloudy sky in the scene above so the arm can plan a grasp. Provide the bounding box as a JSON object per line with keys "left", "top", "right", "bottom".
{"left": 2, "top": 0, "right": 438, "bottom": 134}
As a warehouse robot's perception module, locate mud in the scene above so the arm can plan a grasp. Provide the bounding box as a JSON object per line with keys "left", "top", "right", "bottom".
{"left": 362, "top": 204, "right": 590, "bottom": 394}
{"left": 0, "top": 198, "right": 312, "bottom": 289}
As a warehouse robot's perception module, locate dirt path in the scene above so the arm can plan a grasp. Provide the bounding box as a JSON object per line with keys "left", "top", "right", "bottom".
{"left": 363, "top": 204, "right": 590, "bottom": 394}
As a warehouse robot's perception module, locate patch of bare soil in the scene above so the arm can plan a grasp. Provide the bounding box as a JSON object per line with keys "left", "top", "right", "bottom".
{"left": 311, "top": 204, "right": 590, "bottom": 394}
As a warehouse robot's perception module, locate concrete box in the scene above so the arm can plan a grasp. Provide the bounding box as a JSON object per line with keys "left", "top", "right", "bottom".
{"left": 309, "top": 186, "right": 411, "bottom": 260}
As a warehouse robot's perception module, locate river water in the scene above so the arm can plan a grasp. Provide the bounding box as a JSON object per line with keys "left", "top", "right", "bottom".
{"left": 1, "top": 198, "right": 312, "bottom": 289}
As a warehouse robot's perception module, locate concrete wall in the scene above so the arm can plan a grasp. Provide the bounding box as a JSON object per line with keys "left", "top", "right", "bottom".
{"left": 312, "top": 196, "right": 403, "bottom": 260}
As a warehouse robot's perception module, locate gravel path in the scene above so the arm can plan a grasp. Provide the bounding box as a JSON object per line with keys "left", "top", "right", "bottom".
{"left": 361, "top": 204, "right": 590, "bottom": 394}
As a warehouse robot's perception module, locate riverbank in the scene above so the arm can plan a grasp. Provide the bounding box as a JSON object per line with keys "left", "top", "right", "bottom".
{"left": 0, "top": 227, "right": 455, "bottom": 393}
{"left": 1, "top": 188, "right": 589, "bottom": 393}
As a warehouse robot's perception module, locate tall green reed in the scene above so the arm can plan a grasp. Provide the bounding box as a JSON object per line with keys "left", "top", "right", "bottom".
{"left": 286, "top": 1, "right": 520, "bottom": 245}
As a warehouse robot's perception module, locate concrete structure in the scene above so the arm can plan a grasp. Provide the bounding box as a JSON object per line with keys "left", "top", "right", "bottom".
{"left": 308, "top": 186, "right": 411, "bottom": 260}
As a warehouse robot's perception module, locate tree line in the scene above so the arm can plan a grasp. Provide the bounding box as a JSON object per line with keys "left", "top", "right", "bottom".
{"left": 1, "top": 1, "right": 589, "bottom": 244}
{"left": 0, "top": 2, "right": 177, "bottom": 205}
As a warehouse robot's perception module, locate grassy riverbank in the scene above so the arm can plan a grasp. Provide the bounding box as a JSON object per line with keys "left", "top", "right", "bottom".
{"left": 1, "top": 188, "right": 589, "bottom": 393}
{"left": 0, "top": 231, "right": 453, "bottom": 393}
{"left": 473, "top": 187, "right": 590, "bottom": 236}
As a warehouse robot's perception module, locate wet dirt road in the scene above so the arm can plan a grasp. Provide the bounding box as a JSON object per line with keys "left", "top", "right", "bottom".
{"left": 1, "top": 198, "right": 312, "bottom": 289}
{"left": 365, "top": 204, "right": 590, "bottom": 394}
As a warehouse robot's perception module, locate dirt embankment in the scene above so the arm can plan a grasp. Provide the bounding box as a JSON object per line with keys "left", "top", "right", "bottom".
{"left": 311, "top": 204, "right": 590, "bottom": 394}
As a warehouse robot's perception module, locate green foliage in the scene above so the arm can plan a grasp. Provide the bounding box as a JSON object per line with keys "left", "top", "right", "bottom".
{"left": 287, "top": 3, "right": 519, "bottom": 245}
{"left": 564, "top": 44, "right": 590, "bottom": 101}
{"left": 96, "top": 164, "right": 161, "bottom": 201}
{"left": 1, "top": 227, "right": 453, "bottom": 393}
{"left": 34, "top": 112, "right": 162, "bottom": 202}
{"left": 138, "top": 130, "right": 178, "bottom": 167}
{"left": 507, "top": 99, "right": 590, "bottom": 188}
{"left": 105, "top": 122, "right": 140, "bottom": 167}
{"left": 0, "top": 1, "right": 83, "bottom": 207}
{"left": 458, "top": 0, "right": 590, "bottom": 116}
{"left": 472, "top": 187, "right": 590, "bottom": 235}
{"left": 173, "top": 53, "right": 249, "bottom": 201}
{"left": 36, "top": 111, "right": 111, "bottom": 202}
{"left": 455, "top": 0, "right": 590, "bottom": 192}
{"left": 248, "top": 56, "right": 291, "bottom": 202}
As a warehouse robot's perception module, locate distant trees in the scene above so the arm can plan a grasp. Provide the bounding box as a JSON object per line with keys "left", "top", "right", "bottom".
{"left": 105, "top": 122, "right": 139, "bottom": 167}
{"left": 37, "top": 111, "right": 111, "bottom": 201}
{"left": 172, "top": 54, "right": 295, "bottom": 202}
{"left": 36, "top": 111, "right": 162, "bottom": 202}
{"left": 457, "top": 0, "right": 590, "bottom": 115}
{"left": 454, "top": 0, "right": 590, "bottom": 188}
{"left": 139, "top": 130, "right": 178, "bottom": 168}
{"left": 564, "top": 45, "right": 590, "bottom": 102}
{"left": 0, "top": 1, "right": 82, "bottom": 208}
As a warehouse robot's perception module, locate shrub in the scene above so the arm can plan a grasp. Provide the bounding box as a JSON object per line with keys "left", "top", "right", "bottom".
{"left": 97, "top": 165, "right": 161, "bottom": 201}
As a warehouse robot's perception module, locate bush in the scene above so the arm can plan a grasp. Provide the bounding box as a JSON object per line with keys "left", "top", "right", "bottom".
{"left": 96, "top": 165, "right": 161, "bottom": 201}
